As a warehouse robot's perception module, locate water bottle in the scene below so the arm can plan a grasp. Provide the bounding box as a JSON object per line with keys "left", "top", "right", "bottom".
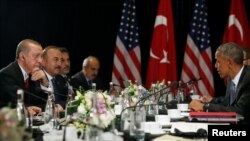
{"left": 176, "top": 81, "right": 185, "bottom": 103}
{"left": 158, "top": 83, "right": 166, "bottom": 109}
{"left": 167, "top": 81, "right": 174, "bottom": 102}
{"left": 44, "top": 88, "right": 55, "bottom": 126}
{"left": 16, "top": 89, "right": 27, "bottom": 126}
{"left": 109, "top": 82, "right": 115, "bottom": 103}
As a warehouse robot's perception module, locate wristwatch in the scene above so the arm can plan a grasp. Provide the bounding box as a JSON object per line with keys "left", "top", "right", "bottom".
{"left": 203, "top": 103, "right": 210, "bottom": 111}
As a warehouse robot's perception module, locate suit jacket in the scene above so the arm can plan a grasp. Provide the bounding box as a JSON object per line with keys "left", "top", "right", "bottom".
{"left": 71, "top": 71, "right": 106, "bottom": 91}
{"left": 0, "top": 61, "right": 47, "bottom": 109}
{"left": 53, "top": 75, "right": 69, "bottom": 108}
{"left": 208, "top": 66, "right": 250, "bottom": 124}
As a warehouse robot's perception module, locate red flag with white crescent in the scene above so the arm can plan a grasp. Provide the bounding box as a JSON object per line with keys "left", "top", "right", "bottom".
{"left": 223, "top": 0, "right": 250, "bottom": 48}
{"left": 146, "top": 0, "right": 177, "bottom": 89}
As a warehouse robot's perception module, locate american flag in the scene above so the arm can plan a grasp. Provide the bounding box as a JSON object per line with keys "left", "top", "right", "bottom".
{"left": 112, "top": 0, "right": 141, "bottom": 88}
{"left": 181, "top": 0, "right": 214, "bottom": 96}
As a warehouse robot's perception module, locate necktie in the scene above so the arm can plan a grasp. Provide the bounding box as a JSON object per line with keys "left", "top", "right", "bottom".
{"left": 88, "top": 80, "right": 92, "bottom": 88}
{"left": 230, "top": 81, "right": 236, "bottom": 105}
{"left": 51, "top": 78, "right": 59, "bottom": 98}
{"left": 25, "top": 77, "right": 30, "bottom": 90}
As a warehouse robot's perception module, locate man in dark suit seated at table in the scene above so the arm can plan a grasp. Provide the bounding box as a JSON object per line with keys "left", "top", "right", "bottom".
{"left": 71, "top": 56, "right": 106, "bottom": 91}
{"left": 189, "top": 42, "right": 250, "bottom": 124}
{"left": 52, "top": 47, "right": 73, "bottom": 108}
{"left": 40, "top": 45, "right": 64, "bottom": 111}
{"left": 0, "top": 39, "right": 48, "bottom": 115}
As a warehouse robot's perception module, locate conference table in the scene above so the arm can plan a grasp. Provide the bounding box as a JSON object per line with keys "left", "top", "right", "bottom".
{"left": 31, "top": 112, "right": 238, "bottom": 141}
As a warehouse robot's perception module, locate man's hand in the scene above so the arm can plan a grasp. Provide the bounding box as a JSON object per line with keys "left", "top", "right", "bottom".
{"left": 202, "top": 95, "right": 213, "bottom": 103}
{"left": 189, "top": 100, "right": 204, "bottom": 111}
{"left": 55, "top": 104, "right": 64, "bottom": 112}
{"left": 31, "top": 69, "right": 49, "bottom": 87}
{"left": 27, "top": 106, "right": 42, "bottom": 116}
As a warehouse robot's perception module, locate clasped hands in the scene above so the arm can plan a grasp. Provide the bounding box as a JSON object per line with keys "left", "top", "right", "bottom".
{"left": 189, "top": 95, "right": 213, "bottom": 111}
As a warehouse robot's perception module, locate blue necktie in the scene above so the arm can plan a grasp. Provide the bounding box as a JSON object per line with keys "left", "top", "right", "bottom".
{"left": 230, "top": 81, "right": 236, "bottom": 105}
{"left": 52, "top": 78, "right": 59, "bottom": 100}
{"left": 88, "top": 80, "right": 92, "bottom": 88}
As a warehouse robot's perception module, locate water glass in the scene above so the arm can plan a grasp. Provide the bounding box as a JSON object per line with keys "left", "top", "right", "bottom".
{"left": 129, "top": 109, "right": 146, "bottom": 141}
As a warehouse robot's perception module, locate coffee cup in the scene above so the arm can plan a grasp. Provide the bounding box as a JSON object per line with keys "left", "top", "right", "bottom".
{"left": 155, "top": 115, "right": 170, "bottom": 126}
{"left": 143, "top": 122, "right": 162, "bottom": 133}
{"left": 177, "top": 103, "right": 189, "bottom": 112}
{"left": 167, "top": 109, "right": 181, "bottom": 118}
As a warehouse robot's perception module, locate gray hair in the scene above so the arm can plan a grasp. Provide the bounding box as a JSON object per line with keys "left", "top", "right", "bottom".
{"left": 16, "top": 39, "right": 41, "bottom": 59}
{"left": 82, "top": 56, "right": 99, "bottom": 67}
{"left": 217, "top": 42, "right": 243, "bottom": 65}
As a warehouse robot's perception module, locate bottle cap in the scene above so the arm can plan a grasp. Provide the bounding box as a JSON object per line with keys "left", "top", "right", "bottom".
{"left": 17, "top": 89, "right": 24, "bottom": 95}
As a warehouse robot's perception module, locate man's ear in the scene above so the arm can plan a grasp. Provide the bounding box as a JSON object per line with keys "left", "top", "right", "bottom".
{"left": 228, "top": 58, "right": 234, "bottom": 65}
{"left": 19, "top": 52, "right": 25, "bottom": 61}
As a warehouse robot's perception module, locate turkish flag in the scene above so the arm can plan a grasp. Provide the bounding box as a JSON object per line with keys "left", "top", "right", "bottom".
{"left": 223, "top": 0, "right": 250, "bottom": 48}
{"left": 146, "top": 0, "right": 177, "bottom": 89}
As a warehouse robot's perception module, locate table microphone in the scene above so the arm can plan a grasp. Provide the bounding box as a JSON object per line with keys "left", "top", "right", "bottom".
{"left": 172, "top": 128, "right": 207, "bottom": 138}
{"left": 23, "top": 90, "right": 47, "bottom": 102}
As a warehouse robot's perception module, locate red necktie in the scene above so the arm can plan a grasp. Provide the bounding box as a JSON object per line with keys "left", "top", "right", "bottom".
{"left": 25, "top": 78, "right": 30, "bottom": 90}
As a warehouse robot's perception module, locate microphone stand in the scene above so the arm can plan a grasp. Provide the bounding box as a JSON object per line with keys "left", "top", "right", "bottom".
{"left": 133, "top": 86, "right": 168, "bottom": 111}
{"left": 157, "top": 81, "right": 178, "bottom": 104}
{"left": 23, "top": 90, "right": 47, "bottom": 102}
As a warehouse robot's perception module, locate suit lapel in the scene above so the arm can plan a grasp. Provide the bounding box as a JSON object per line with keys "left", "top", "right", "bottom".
{"left": 13, "top": 62, "right": 26, "bottom": 89}
{"left": 233, "top": 66, "right": 247, "bottom": 104}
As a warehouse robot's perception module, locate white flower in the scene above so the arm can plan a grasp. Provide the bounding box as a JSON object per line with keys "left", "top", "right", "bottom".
{"left": 77, "top": 103, "right": 87, "bottom": 115}
{"left": 121, "top": 82, "right": 149, "bottom": 106}
{"left": 71, "top": 89, "right": 116, "bottom": 129}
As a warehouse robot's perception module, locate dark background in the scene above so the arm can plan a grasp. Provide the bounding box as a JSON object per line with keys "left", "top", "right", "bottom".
{"left": 0, "top": 0, "right": 250, "bottom": 96}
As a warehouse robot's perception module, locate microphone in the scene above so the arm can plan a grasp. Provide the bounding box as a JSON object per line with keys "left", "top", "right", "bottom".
{"left": 157, "top": 81, "right": 177, "bottom": 101}
{"left": 185, "top": 77, "right": 202, "bottom": 84}
{"left": 171, "top": 128, "right": 207, "bottom": 138}
{"left": 23, "top": 90, "right": 47, "bottom": 102}
{"left": 41, "top": 89, "right": 68, "bottom": 97}
{"left": 120, "top": 101, "right": 178, "bottom": 117}
{"left": 133, "top": 86, "right": 169, "bottom": 108}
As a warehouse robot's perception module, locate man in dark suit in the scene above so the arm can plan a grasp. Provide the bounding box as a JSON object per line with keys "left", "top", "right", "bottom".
{"left": 40, "top": 45, "right": 64, "bottom": 111}
{"left": 52, "top": 47, "right": 73, "bottom": 108}
{"left": 0, "top": 39, "right": 47, "bottom": 115}
{"left": 71, "top": 56, "right": 105, "bottom": 91}
{"left": 189, "top": 42, "right": 250, "bottom": 124}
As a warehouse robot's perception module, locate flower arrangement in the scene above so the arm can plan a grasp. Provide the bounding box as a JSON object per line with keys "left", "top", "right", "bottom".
{"left": 120, "top": 81, "right": 148, "bottom": 107}
{"left": 67, "top": 89, "right": 116, "bottom": 129}
{"left": 0, "top": 107, "right": 30, "bottom": 141}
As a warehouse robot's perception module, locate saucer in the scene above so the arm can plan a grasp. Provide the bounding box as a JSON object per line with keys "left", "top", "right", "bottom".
{"left": 170, "top": 115, "right": 184, "bottom": 120}
{"left": 150, "top": 129, "right": 166, "bottom": 135}
{"left": 180, "top": 109, "right": 190, "bottom": 112}
{"left": 160, "top": 123, "right": 172, "bottom": 128}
